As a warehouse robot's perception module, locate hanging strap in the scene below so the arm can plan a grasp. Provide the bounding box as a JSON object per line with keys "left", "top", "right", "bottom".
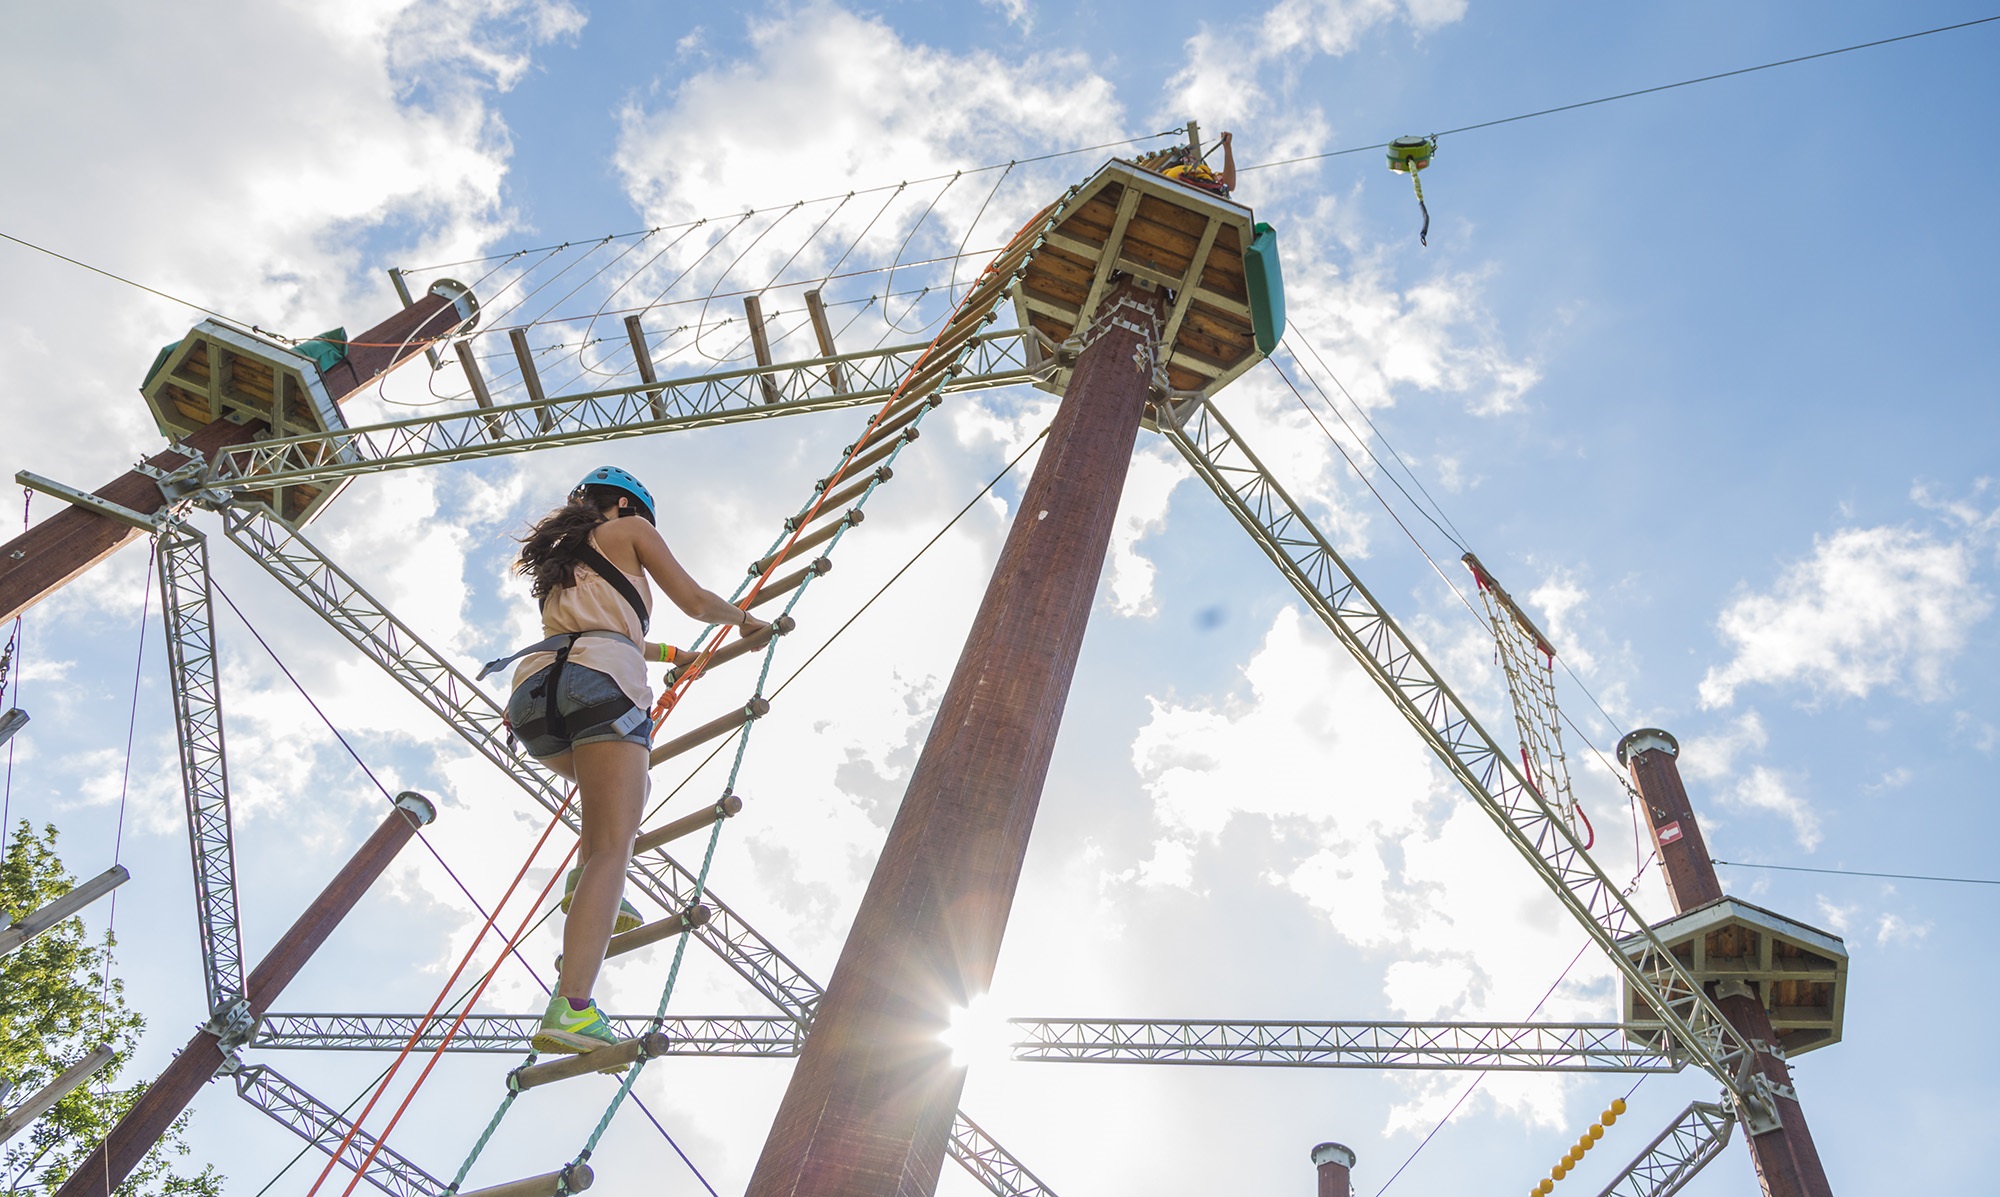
{"left": 475, "top": 629, "right": 638, "bottom": 681}
{"left": 573, "top": 541, "right": 650, "bottom": 634}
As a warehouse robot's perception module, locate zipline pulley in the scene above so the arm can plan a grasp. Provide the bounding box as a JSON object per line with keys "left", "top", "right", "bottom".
{"left": 1386, "top": 135, "right": 1438, "bottom": 247}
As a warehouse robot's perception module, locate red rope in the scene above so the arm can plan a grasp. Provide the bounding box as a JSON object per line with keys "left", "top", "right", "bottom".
{"left": 316, "top": 200, "right": 1062, "bottom": 1188}
{"left": 306, "top": 787, "right": 578, "bottom": 1194}
{"left": 649, "top": 202, "right": 1054, "bottom": 724}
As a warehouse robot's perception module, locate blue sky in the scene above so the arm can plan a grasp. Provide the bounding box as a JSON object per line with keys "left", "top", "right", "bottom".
{"left": 2, "top": 2, "right": 1997, "bottom": 1194}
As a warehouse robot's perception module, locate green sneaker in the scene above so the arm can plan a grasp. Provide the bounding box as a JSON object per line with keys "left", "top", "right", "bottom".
{"left": 561, "top": 866, "right": 644, "bottom": 934}
{"left": 533, "top": 995, "right": 621, "bottom": 1055}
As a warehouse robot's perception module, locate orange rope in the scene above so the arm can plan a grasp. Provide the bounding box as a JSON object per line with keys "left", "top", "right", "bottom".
{"left": 648, "top": 202, "right": 1054, "bottom": 724}
{"left": 306, "top": 787, "right": 578, "bottom": 1194}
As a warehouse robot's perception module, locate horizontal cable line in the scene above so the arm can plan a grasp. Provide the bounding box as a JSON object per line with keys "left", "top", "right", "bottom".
{"left": 1713, "top": 859, "right": 2000, "bottom": 887}
{"left": 1244, "top": 13, "right": 2000, "bottom": 173}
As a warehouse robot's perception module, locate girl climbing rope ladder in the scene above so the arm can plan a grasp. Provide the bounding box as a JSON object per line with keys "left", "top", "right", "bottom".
{"left": 479, "top": 465, "right": 768, "bottom": 1054}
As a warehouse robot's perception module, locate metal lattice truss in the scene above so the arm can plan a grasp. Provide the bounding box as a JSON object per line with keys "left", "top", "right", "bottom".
{"left": 1154, "top": 396, "right": 1760, "bottom": 1107}
{"left": 1464, "top": 553, "right": 1582, "bottom": 830}
{"left": 201, "top": 326, "right": 1043, "bottom": 497}
{"left": 156, "top": 522, "right": 244, "bottom": 1011}
{"left": 1594, "top": 1100, "right": 1734, "bottom": 1197}
{"left": 254, "top": 1014, "right": 1683, "bottom": 1075}
{"left": 1010, "top": 1019, "right": 1680, "bottom": 1073}
{"left": 227, "top": 1063, "right": 443, "bottom": 1197}
{"left": 257, "top": 1013, "right": 802, "bottom": 1056}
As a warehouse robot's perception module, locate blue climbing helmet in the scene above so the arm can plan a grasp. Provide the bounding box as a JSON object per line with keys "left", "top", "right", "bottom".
{"left": 572, "top": 465, "right": 656, "bottom": 524}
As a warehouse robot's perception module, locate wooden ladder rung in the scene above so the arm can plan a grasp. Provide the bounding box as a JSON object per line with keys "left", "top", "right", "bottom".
{"left": 605, "top": 903, "right": 712, "bottom": 959}
{"left": 648, "top": 697, "right": 769, "bottom": 767}
{"left": 747, "top": 558, "right": 829, "bottom": 611}
{"left": 849, "top": 396, "right": 938, "bottom": 459}
{"left": 511, "top": 1033, "right": 669, "bottom": 1090}
{"left": 751, "top": 512, "right": 859, "bottom": 577}
{"left": 789, "top": 468, "right": 887, "bottom": 531}
{"left": 635, "top": 793, "right": 743, "bottom": 855}
{"left": 457, "top": 1162, "right": 596, "bottom": 1196}
{"left": 824, "top": 428, "right": 915, "bottom": 489}
{"left": 663, "top": 619, "right": 793, "bottom": 687}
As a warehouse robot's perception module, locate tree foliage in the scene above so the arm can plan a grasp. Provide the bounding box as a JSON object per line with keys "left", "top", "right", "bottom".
{"left": 1, "top": 822, "right": 221, "bottom": 1196}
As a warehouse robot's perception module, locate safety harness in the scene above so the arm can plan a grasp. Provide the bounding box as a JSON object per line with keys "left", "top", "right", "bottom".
{"left": 478, "top": 540, "right": 653, "bottom": 748}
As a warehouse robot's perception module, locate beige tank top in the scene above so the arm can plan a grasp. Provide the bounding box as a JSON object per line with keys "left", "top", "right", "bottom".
{"left": 511, "top": 536, "right": 654, "bottom": 711}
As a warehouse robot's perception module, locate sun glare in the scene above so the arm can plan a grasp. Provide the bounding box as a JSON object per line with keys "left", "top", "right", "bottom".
{"left": 941, "top": 993, "right": 1015, "bottom": 1068}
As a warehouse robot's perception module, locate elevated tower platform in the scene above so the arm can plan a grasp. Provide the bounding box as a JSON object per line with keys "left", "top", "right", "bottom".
{"left": 1012, "top": 158, "right": 1282, "bottom": 404}
{"left": 1619, "top": 895, "right": 1848, "bottom": 1057}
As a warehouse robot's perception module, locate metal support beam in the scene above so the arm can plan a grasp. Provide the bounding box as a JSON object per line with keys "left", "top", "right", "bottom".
{"left": 55, "top": 794, "right": 436, "bottom": 1197}
{"left": 1157, "top": 395, "right": 1757, "bottom": 1099}
{"left": 218, "top": 507, "right": 1057, "bottom": 1197}
{"left": 256, "top": 1012, "right": 803, "bottom": 1055}
{"left": 231, "top": 1063, "right": 444, "bottom": 1197}
{"left": 1595, "top": 1100, "right": 1734, "bottom": 1197}
{"left": 0, "top": 865, "right": 129, "bottom": 957}
{"left": 1010, "top": 1019, "right": 1680, "bottom": 1073}
{"left": 157, "top": 522, "right": 244, "bottom": 1011}
{"left": 0, "top": 1043, "right": 116, "bottom": 1144}
{"left": 201, "top": 329, "right": 1041, "bottom": 494}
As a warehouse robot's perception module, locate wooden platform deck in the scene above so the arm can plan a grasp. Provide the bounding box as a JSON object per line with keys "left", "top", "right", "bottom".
{"left": 1012, "top": 159, "right": 1264, "bottom": 402}
{"left": 140, "top": 321, "right": 356, "bottom": 523}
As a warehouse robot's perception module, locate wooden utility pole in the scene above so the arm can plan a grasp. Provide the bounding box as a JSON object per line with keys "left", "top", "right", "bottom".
{"left": 744, "top": 277, "right": 1167, "bottom": 1197}
{"left": 1618, "top": 729, "right": 1836, "bottom": 1197}
{"left": 53, "top": 793, "right": 435, "bottom": 1197}
{"left": 0, "top": 288, "right": 470, "bottom": 625}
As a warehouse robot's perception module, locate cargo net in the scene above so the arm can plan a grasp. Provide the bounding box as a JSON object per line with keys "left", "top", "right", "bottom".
{"left": 1462, "top": 553, "right": 1592, "bottom": 849}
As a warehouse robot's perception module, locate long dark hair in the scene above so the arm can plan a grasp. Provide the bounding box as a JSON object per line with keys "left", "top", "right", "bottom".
{"left": 515, "top": 484, "right": 628, "bottom": 604}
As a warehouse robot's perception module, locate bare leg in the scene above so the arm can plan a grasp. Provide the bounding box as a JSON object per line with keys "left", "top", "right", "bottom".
{"left": 557, "top": 739, "right": 647, "bottom": 1002}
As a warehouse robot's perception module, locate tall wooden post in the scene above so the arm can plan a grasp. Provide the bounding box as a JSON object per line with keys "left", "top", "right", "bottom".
{"left": 745, "top": 277, "right": 1167, "bottom": 1197}
{"left": 0, "top": 289, "right": 471, "bottom": 624}
{"left": 53, "top": 793, "right": 435, "bottom": 1197}
{"left": 1618, "top": 730, "right": 1835, "bottom": 1197}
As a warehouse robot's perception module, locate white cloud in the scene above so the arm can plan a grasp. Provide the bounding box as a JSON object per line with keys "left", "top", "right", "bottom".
{"left": 1700, "top": 524, "right": 1992, "bottom": 708}
{"left": 1718, "top": 765, "right": 1821, "bottom": 852}
{"left": 1874, "top": 911, "right": 1931, "bottom": 947}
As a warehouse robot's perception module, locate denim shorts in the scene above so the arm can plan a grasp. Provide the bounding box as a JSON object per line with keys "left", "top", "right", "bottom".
{"left": 505, "top": 662, "right": 652, "bottom": 759}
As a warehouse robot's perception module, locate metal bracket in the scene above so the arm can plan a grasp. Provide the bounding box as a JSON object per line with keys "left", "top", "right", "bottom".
{"left": 1713, "top": 978, "right": 1757, "bottom": 1003}
{"left": 1750, "top": 1036, "right": 1789, "bottom": 1061}
{"left": 16, "top": 471, "right": 165, "bottom": 531}
{"left": 207, "top": 995, "right": 257, "bottom": 1051}
{"left": 134, "top": 457, "right": 210, "bottom": 506}
{"left": 1736, "top": 1075, "right": 1787, "bottom": 1135}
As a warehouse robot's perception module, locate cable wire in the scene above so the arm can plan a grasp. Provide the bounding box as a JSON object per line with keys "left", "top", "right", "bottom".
{"left": 1244, "top": 14, "right": 2000, "bottom": 174}
{"left": 1712, "top": 859, "right": 2000, "bottom": 887}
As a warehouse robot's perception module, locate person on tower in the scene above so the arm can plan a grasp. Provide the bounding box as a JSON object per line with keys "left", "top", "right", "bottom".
{"left": 479, "top": 465, "right": 768, "bottom": 1054}
{"left": 1162, "top": 130, "right": 1237, "bottom": 197}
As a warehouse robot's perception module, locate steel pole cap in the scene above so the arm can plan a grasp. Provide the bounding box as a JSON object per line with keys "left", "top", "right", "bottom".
{"left": 1615, "top": 728, "right": 1679, "bottom": 767}
{"left": 1310, "top": 1142, "right": 1356, "bottom": 1169}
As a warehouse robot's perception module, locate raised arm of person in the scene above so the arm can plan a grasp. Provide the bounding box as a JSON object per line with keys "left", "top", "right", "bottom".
{"left": 1216, "top": 130, "right": 1236, "bottom": 193}
{"left": 602, "top": 516, "right": 770, "bottom": 635}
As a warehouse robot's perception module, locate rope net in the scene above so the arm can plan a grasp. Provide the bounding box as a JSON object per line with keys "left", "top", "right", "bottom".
{"left": 1463, "top": 554, "right": 1591, "bottom": 847}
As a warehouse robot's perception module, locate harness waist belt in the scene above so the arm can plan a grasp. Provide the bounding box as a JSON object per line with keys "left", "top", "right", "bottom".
{"left": 476, "top": 629, "right": 638, "bottom": 682}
